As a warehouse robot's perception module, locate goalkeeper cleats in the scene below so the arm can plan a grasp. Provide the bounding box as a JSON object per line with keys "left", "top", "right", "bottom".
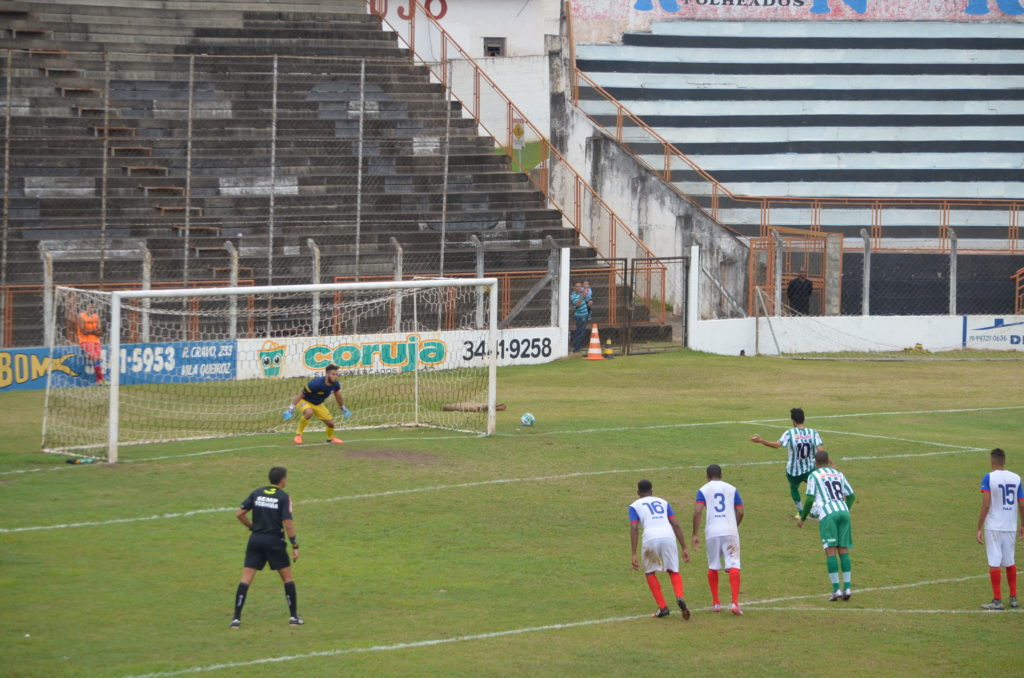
{"left": 327, "top": 437, "right": 344, "bottom": 444}
{"left": 229, "top": 619, "right": 240, "bottom": 628}
{"left": 651, "top": 607, "right": 670, "bottom": 618}
{"left": 293, "top": 435, "right": 303, "bottom": 445}
{"left": 677, "top": 598, "right": 690, "bottom": 620}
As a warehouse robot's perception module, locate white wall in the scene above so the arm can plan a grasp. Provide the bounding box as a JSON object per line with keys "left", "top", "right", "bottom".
{"left": 687, "top": 247, "right": 1024, "bottom": 354}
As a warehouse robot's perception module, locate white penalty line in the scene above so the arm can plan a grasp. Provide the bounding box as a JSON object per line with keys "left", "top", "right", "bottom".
{"left": 8, "top": 404, "right": 1017, "bottom": 477}
{"left": 0, "top": 446, "right": 984, "bottom": 534}
{"left": 122, "top": 575, "right": 989, "bottom": 678}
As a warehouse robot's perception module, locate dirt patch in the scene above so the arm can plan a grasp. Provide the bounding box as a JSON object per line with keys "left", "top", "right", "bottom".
{"left": 343, "top": 447, "right": 439, "bottom": 465}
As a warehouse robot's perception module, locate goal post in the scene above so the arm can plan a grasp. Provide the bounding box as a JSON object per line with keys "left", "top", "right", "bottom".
{"left": 44, "top": 278, "right": 499, "bottom": 463}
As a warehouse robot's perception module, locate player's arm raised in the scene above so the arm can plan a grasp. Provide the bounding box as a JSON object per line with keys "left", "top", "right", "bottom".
{"left": 749, "top": 434, "right": 782, "bottom": 449}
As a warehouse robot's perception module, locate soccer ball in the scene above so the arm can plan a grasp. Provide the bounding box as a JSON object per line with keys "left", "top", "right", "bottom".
{"left": 520, "top": 413, "right": 535, "bottom": 427}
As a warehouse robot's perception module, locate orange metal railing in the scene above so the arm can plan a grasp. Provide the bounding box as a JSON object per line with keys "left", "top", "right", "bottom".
{"left": 564, "top": 3, "right": 1022, "bottom": 253}
{"left": 1014, "top": 267, "right": 1024, "bottom": 315}
{"left": 2, "top": 279, "right": 254, "bottom": 347}
{"left": 365, "top": 0, "right": 664, "bottom": 273}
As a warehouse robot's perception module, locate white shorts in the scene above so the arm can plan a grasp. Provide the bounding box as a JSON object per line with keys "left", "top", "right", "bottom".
{"left": 641, "top": 537, "right": 680, "bottom": 573}
{"left": 705, "top": 534, "right": 741, "bottom": 571}
{"left": 985, "top": 529, "right": 1017, "bottom": 568}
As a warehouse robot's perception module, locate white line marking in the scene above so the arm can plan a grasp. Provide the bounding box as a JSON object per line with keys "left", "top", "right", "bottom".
{"left": 121, "top": 575, "right": 988, "bottom": 678}
{"left": 0, "top": 446, "right": 981, "bottom": 534}
{"left": 10, "top": 404, "right": 1016, "bottom": 477}
{"left": 750, "top": 606, "right": 1018, "bottom": 615}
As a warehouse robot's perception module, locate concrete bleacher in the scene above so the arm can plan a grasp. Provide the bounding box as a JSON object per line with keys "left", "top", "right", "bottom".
{"left": 0, "top": 0, "right": 584, "bottom": 346}
{"left": 575, "top": 20, "right": 1024, "bottom": 240}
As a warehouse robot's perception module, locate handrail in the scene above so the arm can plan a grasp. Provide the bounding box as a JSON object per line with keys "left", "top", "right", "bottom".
{"left": 365, "top": 0, "right": 663, "bottom": 271}
{"left": 565, "top": 10, "right": 1023, "bottom": 252}
{"left": 1014, "top": 267, "right": 1024, "bottom": 315}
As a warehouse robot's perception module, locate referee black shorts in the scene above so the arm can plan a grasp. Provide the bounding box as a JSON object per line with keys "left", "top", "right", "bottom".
{"left": 244, "top": 533, "right": 291, "bottom": 571}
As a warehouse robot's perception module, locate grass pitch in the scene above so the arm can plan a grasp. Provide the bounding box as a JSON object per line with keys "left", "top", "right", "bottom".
{"left": 1, "top": 350, "right": 1023, "bottom": 677}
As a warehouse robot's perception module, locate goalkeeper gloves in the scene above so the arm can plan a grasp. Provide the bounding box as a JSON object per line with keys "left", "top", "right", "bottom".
{"left": 342, "top": 406, "right": 352, "bottom": 420}
{"left": 282, "top": 405, "right": 295, "bottom": 421}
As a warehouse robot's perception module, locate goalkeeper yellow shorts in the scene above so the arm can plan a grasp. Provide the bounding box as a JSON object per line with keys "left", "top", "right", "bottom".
{"left": 297, "top": 400, "right": 332, "bottom": 421}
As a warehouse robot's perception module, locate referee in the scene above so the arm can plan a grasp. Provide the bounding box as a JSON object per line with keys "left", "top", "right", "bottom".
{"left": 230, "top": 466, "right": 302, "bottom": 627}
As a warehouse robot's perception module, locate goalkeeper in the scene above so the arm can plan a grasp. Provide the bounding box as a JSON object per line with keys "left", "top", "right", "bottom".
{"left": 283, "top": 364, "right": 350, "bottom": 445}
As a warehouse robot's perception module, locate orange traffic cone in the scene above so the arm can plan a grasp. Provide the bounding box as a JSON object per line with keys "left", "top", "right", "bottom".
{"left": 585, "top": 324, "right": 604, "bottom": 361}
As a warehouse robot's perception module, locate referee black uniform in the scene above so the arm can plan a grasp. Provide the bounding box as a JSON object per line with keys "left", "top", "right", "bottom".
{"left": 231, "top": 467, "right": 302, "bottom": 627}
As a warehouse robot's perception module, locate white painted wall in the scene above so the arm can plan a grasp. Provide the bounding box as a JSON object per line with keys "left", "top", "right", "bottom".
{"left": 448, "top": 56, "right": 551, "bottom": 143}
{"left": 687, "top": 247, "right": 1024, "bottom": 354}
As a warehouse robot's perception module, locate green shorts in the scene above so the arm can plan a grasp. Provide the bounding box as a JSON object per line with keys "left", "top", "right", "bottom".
{"left": 818, "top": 511, "right": 853, "bottom": 550}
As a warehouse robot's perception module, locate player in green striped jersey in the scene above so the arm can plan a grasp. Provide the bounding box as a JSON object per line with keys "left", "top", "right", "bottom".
{"left": 750, "top": 407, "right": 825, "bottom": 518}
{"left": 797, "top": 450, "right": 856, "bottom": 601}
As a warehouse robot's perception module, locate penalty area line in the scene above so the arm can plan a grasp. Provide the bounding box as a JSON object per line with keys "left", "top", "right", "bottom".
{"left": 122, "top": 574, "right": 988, "bottom": 678}
{"left": 0, "top": 448, "right": 982, "bottom": 534}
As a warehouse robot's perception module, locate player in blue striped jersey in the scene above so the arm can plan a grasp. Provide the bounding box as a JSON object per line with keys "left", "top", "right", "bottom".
{"left": 750, "top": 407, "right": 825, "bottom": 518}
{"left": 797, "top": 450, "right": 856, "bottom": 601}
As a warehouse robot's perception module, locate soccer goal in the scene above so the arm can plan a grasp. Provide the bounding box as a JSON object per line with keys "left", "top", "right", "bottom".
{"left": 42, "top": 279, "right": 498, "bottom": 462}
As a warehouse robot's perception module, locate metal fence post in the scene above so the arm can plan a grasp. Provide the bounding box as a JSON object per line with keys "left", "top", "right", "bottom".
{"left": 141, "top": 243, "right": 151, "bottom": 342}
{"left": 949, "top": 228, "right": 957, "bottom": 315}
{"left": 224, "top": 241, "right": 239, "bottom": 339}
{"left": 860, "top": 228, "right": 871, "bottom": 316}
{"left": 391, "top": 237, "right": 403, "bottom": 332}
{"left": 771, "top": 229, "right": 783, "bottom": 316}
{"left": 307, "top": 238, "right": 321, "bottom": 335}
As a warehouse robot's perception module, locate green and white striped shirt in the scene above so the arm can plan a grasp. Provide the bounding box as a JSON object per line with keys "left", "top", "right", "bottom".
{"left": 778, "top": 427, "right": 822, "bottom": 476}
{"left": 805, "top": 467, "right": 854, "bottom": 518}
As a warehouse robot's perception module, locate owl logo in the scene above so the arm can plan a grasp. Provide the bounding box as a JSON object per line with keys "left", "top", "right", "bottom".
{"left": 258, "top": 340, "right": 286, "bottom": 378}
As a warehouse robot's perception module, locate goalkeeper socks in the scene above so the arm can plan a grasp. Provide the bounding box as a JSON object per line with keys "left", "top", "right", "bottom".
{"left": 839, "top": 552, "right": 852, "bottom": 587}
{"left": 325, "top": 426, "right": 335, "bottom": 440}
{"left": 728, "top": 568, "right": 741, "bottom": 605}
{"left": 668, "top": 570, "right": 683, "bottom": 599}
{"left": 297, "top": 418, "right": 309, "bottom": 435}
{"left": 645, "top": 573, "right": 667, "bottom": 609}
{"left": 826, "top": 555, "right": 840, "bottom": 591}
{"left": 1007, "top": 565, "right": 1017, "bottom": 597}
{"left": 707, "top": 569, "right": 720, "bottom": 605}
{"left": 233, "top": 582, "right": 249, "bottom": 620}
{"left": 990, "top": 567, "right": 1002, "bottom": 599}
{"left": 284, "top": 581, "right": 297, "bottom": 617}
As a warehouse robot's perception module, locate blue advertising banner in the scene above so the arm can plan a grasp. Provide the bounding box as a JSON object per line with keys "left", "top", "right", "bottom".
{"left": 1, "top": 341, "right": 237, "bottom": 391}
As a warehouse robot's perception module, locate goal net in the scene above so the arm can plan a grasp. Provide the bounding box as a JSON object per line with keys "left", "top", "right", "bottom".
{"left": 43, "top": 279, "right": 498, "bottom": 462}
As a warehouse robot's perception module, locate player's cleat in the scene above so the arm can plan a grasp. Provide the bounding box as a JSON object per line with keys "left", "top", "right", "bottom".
{"left": 326, "top": 437, "right": 344, "bottom": 444}
{"left": 289, "top": 615, "right": 304, "bottom": 625}
{"left": 651, "top": 607, "right": 670, "bottom": 618}
{"left": 730, "top": 603, "right": 743, "bottom": 616}
{"left": 981, "top": 599, "right": 1005, "bottom": 610}
{"left": 829, "top": 591, "right": 843, "bottom": 602}
{"left": 710, "top": 604, "right": 722, "bottom": 612}
{"left": 229, "top": 619, "right": 240, "bottom": 628}
{"left": 1010, "top": 596, "right": 1019, "bottom": 608}
{"left": 293, "top": 434, "right": 303, "bottom": 445}
{"left": 842, "top": 588, "right": 852, "bottom": 601}
{"left": 792, "top": 512, "right": 801, "bottom": 520}
{"left": 676, "top": 598, "right": 690, "bottom": 620}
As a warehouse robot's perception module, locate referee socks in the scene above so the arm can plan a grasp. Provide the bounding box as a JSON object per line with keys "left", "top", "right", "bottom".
{"left": 233, "top": 582, "right": 249, "bottom": 621}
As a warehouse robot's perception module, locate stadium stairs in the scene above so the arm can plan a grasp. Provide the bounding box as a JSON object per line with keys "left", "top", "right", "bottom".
{"left": 575, "top": 20, "right": 1024, "bottom": 243}
{"left": 0, "top": 0, "right": 611, "bottom": 346}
